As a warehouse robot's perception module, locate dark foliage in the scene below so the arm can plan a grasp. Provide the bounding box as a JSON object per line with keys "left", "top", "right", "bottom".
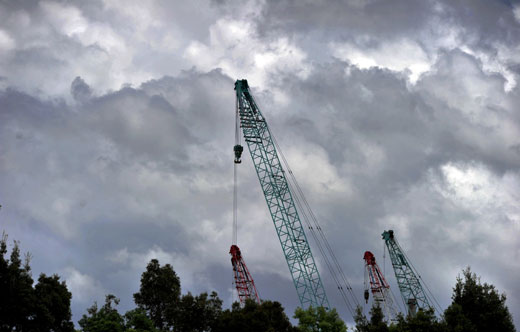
{"left": 0, "top": 232, "right": 74, "bottom": 332}
{"left": 294, "top": 305, "right": 346, "bottom": 332}
{"left": 354, "top": 305, "right": 388, "bottom": 332}
{"left": 33, "top": 274, "right": 75, "bottom": 332}
{"left": 175, "top": 291, "right": 222, "bottom": 332}
{"left": 213, "top": 299, "right": 297, "bottom": 332}
{"left": 389, "top": 309, "right": 445, "bottom": 332}
{"left": 444, "top": 267, "right": 516, "bottom": 332}
{"left": 133, "top": 259, "right": 181, "bottom": 331}
{"left": 78, "top": 295, "right": 126, "bottom": 332}
{"left": 124, "top": 308, "right": 158, "bottom": 332}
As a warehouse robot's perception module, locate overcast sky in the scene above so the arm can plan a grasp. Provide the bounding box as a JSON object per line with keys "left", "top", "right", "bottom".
{"left": 1, "top": 0, "right": 519, "bottom": 327}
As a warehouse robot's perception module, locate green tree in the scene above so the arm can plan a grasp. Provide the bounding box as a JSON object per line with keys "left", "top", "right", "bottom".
{"left": 134, "top": 259, "right": 181, "bottom": 331}
{"left": 294, "top": 305, "right": 346, "bottom": 332}
{"left": 389, "top": 309, "right": 444, "bottom": 332}
{"left": 124, "top": 308, "right": 158, "bottom": 332}
{"left": 0, "top": 235, "right": 35, "bottom": 331}
{"left": 444, "top": 267, "right": 516, "bottom": 332}
{"left": 214, "top": 299, "right": 297, "bottom": 332}
{"left": 0, "top": 232, "right": 74, "bottom": 332}
{"left": 33, "top": 273, "right": 75, "bottom": 332}
{"left": 354, "top": 305, "right": 388, "bottom": 332}
{"left": 78, "top": 294, "right": 126, "bottom": 332}
{"left": 175, "top": 291, "right": 222, "bottom": 332}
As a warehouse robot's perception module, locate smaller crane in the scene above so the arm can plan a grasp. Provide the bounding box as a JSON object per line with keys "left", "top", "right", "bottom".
{"left": 382, "top": 230, "right": 433, "bottom": 315}
{"left": 230, "top": 244, "right": 260, "bottom": 305}
{"left": 363, "top": 251, "right": 399, "bottom": 321}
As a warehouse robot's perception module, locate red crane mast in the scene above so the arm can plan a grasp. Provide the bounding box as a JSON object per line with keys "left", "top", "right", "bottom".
{"left": 230, "top": 244, "right": 260, "bottom": 305}
{"left": 363, "top": 251, "right": 399, "bottom": 321}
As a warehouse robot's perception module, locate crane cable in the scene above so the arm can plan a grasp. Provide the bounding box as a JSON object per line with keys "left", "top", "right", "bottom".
{"left": 246, "top": 93, "right": 359, "bottom": 317}
{"left": 231, "top": 97, "right": 241, "bottom": 302}
{"left": 383, "top": 241, "right": 404, "bottom": 314}
{"left": 233, "top": 97, "right": 240, "bottom": 245}
{"left": 396, "top": 238, "right": 443, "bottom": 313}
{"left": 270, "top": 132, "right": 361, "bottom": 317}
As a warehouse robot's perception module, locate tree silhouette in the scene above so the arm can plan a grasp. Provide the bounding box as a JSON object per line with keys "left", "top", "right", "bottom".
{"left": 444, "top": 267, "right": 516, "bottom": 332}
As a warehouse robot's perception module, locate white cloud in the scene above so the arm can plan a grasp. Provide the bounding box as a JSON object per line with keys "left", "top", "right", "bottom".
{"left": 63, "top": 267, "right": 105, "bottom": 303}
{"left": 40, "top": 1, "right": 88, "bottom": 37}
{"left": 331, "top": 38, "right": 432, "bottom": 83}
{"left": 438, "top": 163, "right": 520, "bottom": 227}
{"left": 184, "top": 18, "right": 310, "bottom": 90}
{"left": 513, "top": 5, "right": 520, "bottom": 24}
{"left": 0, "top": 29, "right": 15, "bottom": 51}
{"left": 383, "top": 161, "right": 520, "bottom": 270}
{"left": 106, "top": 245, "right": 220, "bottom": 292}
{"left": 285, "top": 143, "right": 353, "bottom": 198}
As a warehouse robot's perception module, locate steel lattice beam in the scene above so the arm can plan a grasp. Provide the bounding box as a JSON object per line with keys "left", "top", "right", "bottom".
{"left": 382, "top": 230, "right": 431, "bottom": 315}
{"left": 230, "top": 245, "right": 260, "bottom": 305}
{"left": 235, "top": 79, "right": 329, "bottom": 308}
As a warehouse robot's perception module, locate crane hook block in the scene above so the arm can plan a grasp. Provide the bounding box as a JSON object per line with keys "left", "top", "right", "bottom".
{"left": 234, "top": 145, "right": 244, "bottom": 164}
{"left": 364, "top": 289, "right": 369, "bottom": 303}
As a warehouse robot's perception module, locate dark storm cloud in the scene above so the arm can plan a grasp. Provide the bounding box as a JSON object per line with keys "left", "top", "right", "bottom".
{"left": 0, "top": 0, "right": 519, "bottom": 328}
{"left": 258, "top": 0, "right": 433, "bottom": 37}
{"left": 71, "top": 76, "right": 92, "bottom": 102}
{"left": 257, "top": 0, "right": 520, "bottom": 42}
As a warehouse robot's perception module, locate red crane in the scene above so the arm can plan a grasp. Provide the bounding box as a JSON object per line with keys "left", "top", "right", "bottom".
{"left": 363, "top": 251, "right": 399, "bottom": 321}
{"left": 230, "top": 244, "right": 260, "bottom": 305}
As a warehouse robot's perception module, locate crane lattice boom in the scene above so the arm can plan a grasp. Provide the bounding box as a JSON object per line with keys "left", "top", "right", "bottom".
{"left": 382, "top": 230, "right": 431, "bottom": 315}
{"left": 234, "top": 79, "right": 329, "bottom": 308}
{"left": 363, "top": 251, "right": 399, "bottom": 321}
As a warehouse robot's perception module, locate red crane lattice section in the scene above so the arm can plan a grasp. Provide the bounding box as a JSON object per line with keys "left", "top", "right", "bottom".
{"left": 230, "top": 245, "right": 260, "bottom": 305}
{"left": 363, "top": 251, "right": 399, "bottom": 321}
{"left": 364, "top": 251, "right": 390, "bottom": 296}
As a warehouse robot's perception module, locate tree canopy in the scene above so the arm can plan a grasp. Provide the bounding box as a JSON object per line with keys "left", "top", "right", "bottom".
{"left": 444, "top": 267, "right": 516, "bottom": 332}
{"left": 214, "top": 299, "right": 297, "bottom": 332}
{"left": 294, "top": 305, "right": 347, "bottom": 332}
{"left": 133, "top": 259, "right": 181, "bottom": 331}
{"left": 0, "top": 233, "right": 74, "bottom": 332}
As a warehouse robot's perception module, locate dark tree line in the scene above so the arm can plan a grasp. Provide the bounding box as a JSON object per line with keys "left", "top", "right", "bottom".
{"left": 1, "top": 233, "right": 517, "bottom": 331}
{"left": 78, "top": 258, "right": 304, "bottom": 332}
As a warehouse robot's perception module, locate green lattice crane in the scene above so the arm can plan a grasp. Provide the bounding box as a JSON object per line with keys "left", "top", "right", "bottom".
{"left": 233, "top": 79, "right": 330, "bottom": 308}
{"left": 382, "top": 230, "right": 431, "bottom": 315}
